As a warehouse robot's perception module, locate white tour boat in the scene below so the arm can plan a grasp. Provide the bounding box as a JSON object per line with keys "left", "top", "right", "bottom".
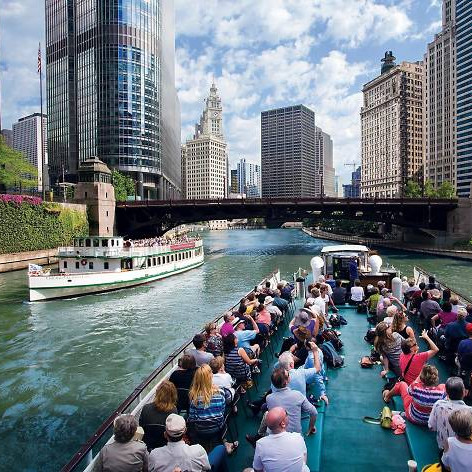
{"left": 28, "top": 236, "right": 204, "bottom": 301}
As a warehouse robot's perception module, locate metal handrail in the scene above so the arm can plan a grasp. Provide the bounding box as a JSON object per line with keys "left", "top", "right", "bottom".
{"left": 61, "top": 270, "right": 281, "bottom": 472}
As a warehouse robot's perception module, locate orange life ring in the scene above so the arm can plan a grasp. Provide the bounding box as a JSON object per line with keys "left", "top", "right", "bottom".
{"left": 81, "top": 259, "right": 87, "bottom": 266}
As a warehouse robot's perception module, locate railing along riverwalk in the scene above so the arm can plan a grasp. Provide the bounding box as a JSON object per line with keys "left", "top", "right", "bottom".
{"left": 61, "top": 269, "right": 282, "bottom": 472}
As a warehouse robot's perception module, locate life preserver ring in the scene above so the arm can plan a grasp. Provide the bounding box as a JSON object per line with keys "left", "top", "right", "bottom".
{"left": 81, "top": 259, "right": 87, "bottom": 266}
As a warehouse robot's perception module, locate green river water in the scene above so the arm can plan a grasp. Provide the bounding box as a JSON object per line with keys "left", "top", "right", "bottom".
{"left": 1, "top": 229, "right": 471, "bottom": 471}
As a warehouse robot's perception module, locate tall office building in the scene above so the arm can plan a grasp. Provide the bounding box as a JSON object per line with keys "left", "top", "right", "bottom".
{"left": 424, "top": 0, "right": 456, "bottom": 191}
{"left": 45, "top": 0, "right": 181, "bottom": 199}
{"left": 230, "top": 169, "right": 238, "bottom": 194}
{"left": 12, "top": 113, "right": 48, "bottom": 191}
{"left": 236, "top": 158, "right": 261, "bottom": 197}
{"left": 182, "top": 83, "right": 228, "bottom": 199}
{"left": 456, "top": 1, "right": 472, "bottom": 196}
{"left": 361, "top": 52, "right": 424, "bottom": 198}
{"left": 261, "top": 105, "right": 318, "bottom": 198}
{"left": 343, "top": 166, "right": 361, "bottom": 198}
{"left": 315, "top": 126, "right": 335, "bottom": 197}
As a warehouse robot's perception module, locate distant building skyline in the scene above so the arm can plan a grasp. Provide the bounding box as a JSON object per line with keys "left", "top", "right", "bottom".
{"left": 236, "top": 158, "right": 261, "bottom": 198}
{"left": 261, "top": 104, "right": 319, "bottom": 198}
{"left": 315, "top": 126, "right": 336, "bottom": 197}
{"left": 12, "top": 112, "right": 48, "bottom": 191}
{"left": 182, "top": 83, "right": 228, "bottom": 199}
{"left": 361, "top": 53, "right": 424, "bottom": 198}
{"left": 343, "top": 166, "right": 361, "bottom": 198}
{"left": 45, "top": 0, "right": 181, "bottom": 200}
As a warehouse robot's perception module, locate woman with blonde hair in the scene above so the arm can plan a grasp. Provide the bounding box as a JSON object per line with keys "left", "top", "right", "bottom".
{"left": 188, "top": 365, "right": 238, "bottom": 454}
{"left": 139, "top": 380, "right": 178, "bottom": 450}
{"left": 391, "top": 311, "right": 415, "bottom": 341}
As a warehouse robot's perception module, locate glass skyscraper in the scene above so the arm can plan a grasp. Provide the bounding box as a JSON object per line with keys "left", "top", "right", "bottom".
{"left": 456, "top": 0, "right": 472, "bottom": 196}
{"left": 46, "top": 0, "right": 181, "bottom": 199}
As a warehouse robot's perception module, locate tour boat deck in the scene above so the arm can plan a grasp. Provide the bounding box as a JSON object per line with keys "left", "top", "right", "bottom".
{"left": 227, "top": 299, "right": 450, "bottom": 471}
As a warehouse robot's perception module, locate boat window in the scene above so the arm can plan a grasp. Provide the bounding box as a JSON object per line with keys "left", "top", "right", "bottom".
{"left": 104, "top": 262, "right": 109, "bottom": 270}
{"left": 85, "top": 239, "right": 91, "bottom": 247}
{"left": 75, "top": 262, "right": 80, "bottom": 269}
{"left": 93, "top": 239, "right": 99, "bottom": 247}
{"left": 153, "top": 257, "right": 156, "bottom": 266}
{"left": 157, "top": 257, "right": 161, "bottom": 265}
{"left": 63, "top": 261, "right": 68, "bottom": 269}
{"left": 166, "top": 255, "right": 170, "bottom": 263}
{"left": 147, "top": 258, "right": 151, "bottom": 267}
{"left": 79, "top": 239, "right": 85, "bottom": 247}
{"left": 102, "top": 239, "right": 108, "bottom": 247}
{"left": 111, "top": 240, "right": 115, "bottom": 247}
{"left": 89, "top": 261, "right": 94, "bottom": 270}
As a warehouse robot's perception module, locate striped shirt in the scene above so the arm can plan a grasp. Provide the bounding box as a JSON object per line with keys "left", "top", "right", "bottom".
{"left": 408, "top": 381, "right": 446, "bottom": 425}
{"left": 188, "top": 390, "right": 226, "bottom": 434}
{"left": 225, "top": 347, "right": 251, "bottom": 382}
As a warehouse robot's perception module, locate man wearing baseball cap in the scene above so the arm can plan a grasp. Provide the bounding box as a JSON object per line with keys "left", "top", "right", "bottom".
{"left": 149, "top": 414, "right": 210, "bottom": 472}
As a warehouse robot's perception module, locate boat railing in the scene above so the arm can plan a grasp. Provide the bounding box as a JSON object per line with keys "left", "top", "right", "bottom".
{"left": 413, "top": 266, "right": 472, "bottom": 306}
{"left": 61, "top": 269, "right": 281, "bottom": 472}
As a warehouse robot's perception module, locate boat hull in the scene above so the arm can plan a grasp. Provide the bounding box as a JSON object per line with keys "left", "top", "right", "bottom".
{"left": 28, "top": 257, "right": 204, "bottom": 301}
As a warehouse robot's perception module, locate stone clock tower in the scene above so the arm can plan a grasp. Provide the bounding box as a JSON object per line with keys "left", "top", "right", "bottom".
{"left": 194, "top": 82, "right": 224, "bottom": 139}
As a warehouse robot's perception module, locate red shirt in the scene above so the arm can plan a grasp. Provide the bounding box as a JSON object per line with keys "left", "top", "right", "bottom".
{"left": 399, "top": 351, "right": 429, "bottom": 385}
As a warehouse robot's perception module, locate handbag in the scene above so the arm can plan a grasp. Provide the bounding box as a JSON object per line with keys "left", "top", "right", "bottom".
{"left": 360, "top": 356, "right": 375, "bottom": 368}
{"left": 363, "top": 406, "right": 393, "bottom": 429}
{"left": 421, "top": 464, "right": 441, "bottom": 472}
{"left": 398, "top": 353, "right": 415, "bottom": 382}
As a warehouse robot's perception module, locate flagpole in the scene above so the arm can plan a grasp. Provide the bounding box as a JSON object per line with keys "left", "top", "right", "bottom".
{"left": 39, "top": 42, "right": 46, "bottom": 200}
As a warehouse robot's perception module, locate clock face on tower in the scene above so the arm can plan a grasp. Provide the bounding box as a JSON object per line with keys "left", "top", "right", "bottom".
{"left": 213, "top": 112, "right": 219, "bottom": 117}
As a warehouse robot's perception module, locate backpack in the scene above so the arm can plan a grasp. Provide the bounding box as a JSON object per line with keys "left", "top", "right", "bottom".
{"left": 320, "top": 341, "right": 344, "bottom": 368}
{"left": 329, "top": 315, "right": 341, "bottom": 328}
{"left": 321, "top": 329, "right": 344, "bottom": 352}
{"left": 364, "top": 328, "right": 376, "bottom": 345}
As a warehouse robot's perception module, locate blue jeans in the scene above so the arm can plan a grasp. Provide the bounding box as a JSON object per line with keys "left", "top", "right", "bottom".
{"left": 208, "top": 445, "right": 229, "bottom": 472}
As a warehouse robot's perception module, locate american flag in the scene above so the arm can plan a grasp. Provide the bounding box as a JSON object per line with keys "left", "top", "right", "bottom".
{"left": 37, "top": 43, "right": 41, "bottom": 74}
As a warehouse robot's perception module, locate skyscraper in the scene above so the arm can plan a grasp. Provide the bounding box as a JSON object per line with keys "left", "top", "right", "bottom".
{"left": 236, "top": 158, "right": 261, "bottom": 197}
{"left": 456, "top": 0, "right": 472, "bottom": 196}
{"left": 343, "top": 166, "right": 361, "bottom": 198}
{"left": 315, "top": 126, "right": 335, "bottom": 197}
{"left": 45, "top": 0, "right": 181, "bottom": 199}
{"left": 261, "top": 105, "right": 318, "bottom": 198}
{"left": 424, "top": 0, "right": 456, "bottom": 191}
{"left": 12, "top": 113, "right": 48, "bottom": 191}
{"left": 361, "top": 52, "right": 424, "bottom": 198}
{"left": 182, "top": 83, "right": 228, "bottom": 199}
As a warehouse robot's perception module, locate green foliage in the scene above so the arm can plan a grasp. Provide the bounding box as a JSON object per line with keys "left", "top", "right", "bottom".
{"left": 0, "top": 136, "right": 38, "bottom": 189}
{"left": 112, "top": 170, "right": 135, "bottom": 201}
{"left": 437, "top": 181, "right": 456, "bottom": 199}
{"left": 424, "top": 180, "right": 436, "bottom": 198}
{"left": 312, "top": 218, "right": 378, "bottom": 236}
{"left": 404, "top": 180, "right": 422, "bottom": 198}
{"left": 0, "top": 201, "right": 88, "bottom": 254}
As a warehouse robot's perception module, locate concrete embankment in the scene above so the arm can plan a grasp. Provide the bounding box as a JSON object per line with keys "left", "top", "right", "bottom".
{"left": 0, "top": 249, "right": 58, "bottom": 273}
{"left": 302, "top": 228, "right": 472, "bottom": 261}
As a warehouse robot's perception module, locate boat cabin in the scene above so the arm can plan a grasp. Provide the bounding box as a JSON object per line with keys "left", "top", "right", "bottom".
{"left": 73, "top": 237, "right": 124, "bottom": 249}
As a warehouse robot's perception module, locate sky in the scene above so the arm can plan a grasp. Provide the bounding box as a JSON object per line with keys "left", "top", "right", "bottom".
{"left": 0, "top": 0, "right": 444, "bottom": 183}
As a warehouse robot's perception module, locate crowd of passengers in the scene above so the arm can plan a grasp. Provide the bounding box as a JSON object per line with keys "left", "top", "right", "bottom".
{"left": 92, "top": 273, "right": 472, "bottom": 472}
{"left": 125, "top": 235, "right": 199, "bottom": 248}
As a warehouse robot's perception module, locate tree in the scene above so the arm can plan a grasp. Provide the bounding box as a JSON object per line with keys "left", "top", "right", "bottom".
{"left": 423, "top": 180, "right": 437, "bottom": 198}
{"left": 404, "top": 180, "right": 421, "bottom": 198}
{"left": 436, "top": 180, "right": 456, "bottom": 199}
{"left": 112, "top": 170, "right": 135, "bottom": 201}
{"left": 0, "top": 136, "right": 38, "bottom": 190}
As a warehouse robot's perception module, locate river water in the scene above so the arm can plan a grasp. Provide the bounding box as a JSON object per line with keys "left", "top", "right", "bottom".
{"left": 1, "top": 229, "right": 471, "bottom": 471}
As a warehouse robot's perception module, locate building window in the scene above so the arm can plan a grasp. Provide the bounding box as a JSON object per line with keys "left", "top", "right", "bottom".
{"left": 63, "top": 261, "right": 68, "bottom": 269}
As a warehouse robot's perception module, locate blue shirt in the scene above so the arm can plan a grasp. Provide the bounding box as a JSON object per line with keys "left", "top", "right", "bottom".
{"left": 235, "top": 330, "right": 257, "bottom": 349}
{"left": 349, "top": 260, "right": 358, "bottom": 279}
{"left": 273, "top": 296, "right": 288, "bottom": 311}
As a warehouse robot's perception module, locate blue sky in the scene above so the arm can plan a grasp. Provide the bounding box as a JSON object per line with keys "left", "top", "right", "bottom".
{"left": 0, "top": 0, "right": 443, "bottom": 183}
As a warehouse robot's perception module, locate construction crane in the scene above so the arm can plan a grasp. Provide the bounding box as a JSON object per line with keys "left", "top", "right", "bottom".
{"left": 344, "top": 162, "right": 359, "bottom": 170}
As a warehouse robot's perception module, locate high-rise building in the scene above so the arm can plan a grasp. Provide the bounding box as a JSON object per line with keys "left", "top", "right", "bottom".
{"left": 361, "top": 52, "right": 424, "bottom": 198}
{"left": 424, "top": 0, "right": 456, "bottom": 191}
{"left": 1, "top": 129, "right": 13, "bottom": 147}
{"left": 456, "top": 1, "right": 472, "bottom": 196}
{"left": 315, "top": 126, "right": 335, "bottom": 197}
{"left": 261, "top": 105, "right": 318, "bottom": 198}
{"left": 343, "top": 166, "right": 361, "bottom": 198}
{"left": 45, "top": 0, "right": 181, "bottom": 199}
{"left": 236, "top": 158, "right": 261, "bottom": 197}
{"left": 230, "top": 169, "right": 238, "bottom": 194}
{"left": 182, "top": 83, "right": 228, "bottom": 199}
{"left": 12, "top": 113, "right": 48, "bottom": 191}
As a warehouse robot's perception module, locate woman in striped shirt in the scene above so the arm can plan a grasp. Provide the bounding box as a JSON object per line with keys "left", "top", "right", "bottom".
{"left": 383, "top": 364, "right": 446, "bottom": 425}
{"left": 188, "top": 364, "right": 238, "bottom": 454}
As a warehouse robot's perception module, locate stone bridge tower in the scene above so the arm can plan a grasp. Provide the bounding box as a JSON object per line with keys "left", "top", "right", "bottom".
{"left": 75, "top": 158, "right": 115, "bottom": 236}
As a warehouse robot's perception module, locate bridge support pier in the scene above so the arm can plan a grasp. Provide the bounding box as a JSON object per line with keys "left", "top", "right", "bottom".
{"left": 446, "top": 197, "right": 472, "bottom": 245}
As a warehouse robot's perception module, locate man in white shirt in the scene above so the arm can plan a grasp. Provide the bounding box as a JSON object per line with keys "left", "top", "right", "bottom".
{"left": 149, "top": 414, "right": 211, "bottom": 472}
{"left": 253, "top": 407, "right": 310, "bottom": 472}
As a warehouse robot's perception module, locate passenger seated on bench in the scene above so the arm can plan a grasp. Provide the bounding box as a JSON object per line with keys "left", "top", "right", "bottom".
{"left": 93, "top": 414, "right": 148, "bottom": 472}
{"left": 444, "top": 308, "right": 469, "bottom": 354}
{"left": 234, "top": 315, "right": 260, "bottom": 358}
{"left": 410, "top": 282, "right": 426, "bottom": 315}
{"left": 185, "top": 334, "right": 214, "bottom": 367}
{"left": 140, "top": 380, "right": 178, "bottom": 451}
{"left": 349, "top": 279, "right": 364, "bottom": 306}
{"left": 204, "top": 322, "right": 223, "bottom": 357}
{"left": 368, "top": 288, "right": 381, "bottom": 315}
{"left": 428, "top": 377, "right": 471, "bottom": 452}
{"left": 391, "top": 311, "right": 415, "bottom": 340}
{"left": 457, "top": 324, "right": 472, "bottom": 374}
{"left": 420, "top": 290, "right": 441, "bottom": 327}
{"left": 209, "top": 356, "right": 235, "bottom": 401}
{"left": 331, "top": 279, "right": 347, "bottom": 306}
{"left": 374, "top": 322, "right": 403, "bottom": 378}
{"left": 431, "top": 302, "right": 457, "bottom": 333}
{"left": 441, "top": 409, "right": 472, "bottom": 472}
{"left": 383, "top": 364, "right": 446, "bottom": 426}
{"left": 223, "top": 333, "right": 258, "bottom": 385}
{"left": 399, "top": 330, "right": 439, "bottom": 385}
{"left": 263, "top": 296, "right": 283, "bottom": 325}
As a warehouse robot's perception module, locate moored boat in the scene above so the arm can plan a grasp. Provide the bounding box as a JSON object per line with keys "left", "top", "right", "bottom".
{"left": 28, "top": 236, "right": 204, "bottom": 301}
